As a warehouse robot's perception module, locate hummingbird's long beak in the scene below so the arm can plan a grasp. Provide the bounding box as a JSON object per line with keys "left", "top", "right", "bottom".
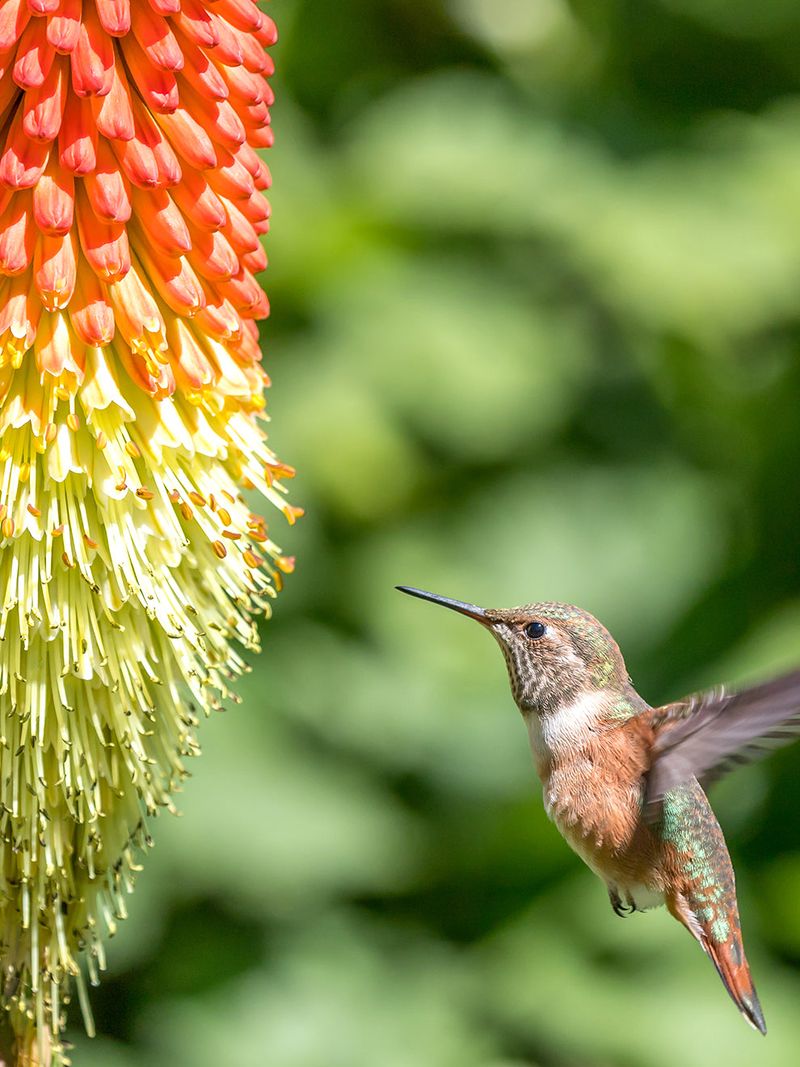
{"left": 395, "top": 586, "right": 488, "bottom": 623}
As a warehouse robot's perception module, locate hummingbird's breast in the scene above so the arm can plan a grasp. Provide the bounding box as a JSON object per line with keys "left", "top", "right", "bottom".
{"left": 527, "top": 692, "right": 662, "bottom": 887}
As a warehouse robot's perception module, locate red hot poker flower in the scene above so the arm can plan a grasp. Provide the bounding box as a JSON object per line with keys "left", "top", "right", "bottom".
{"left": 0, "top": 0, "right": 294, "bottom": 1061}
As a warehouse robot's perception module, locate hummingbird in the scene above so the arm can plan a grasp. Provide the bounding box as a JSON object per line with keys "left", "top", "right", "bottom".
{"left": 397, "top": 586, "right": 800, "bottom": 1035}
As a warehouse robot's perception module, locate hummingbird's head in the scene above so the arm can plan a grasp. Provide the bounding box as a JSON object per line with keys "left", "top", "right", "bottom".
{"left": 397, "top": 587, "right": 630, "bottom": 716}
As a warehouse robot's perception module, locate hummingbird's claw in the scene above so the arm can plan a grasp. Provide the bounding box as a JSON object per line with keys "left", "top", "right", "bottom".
{"left": 609, "top": 887, "right": 635, "bottom": 918}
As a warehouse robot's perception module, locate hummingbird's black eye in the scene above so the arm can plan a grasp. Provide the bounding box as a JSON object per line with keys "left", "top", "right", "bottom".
{"left": 524, "top": 621, "right": 546, "bottom": 640}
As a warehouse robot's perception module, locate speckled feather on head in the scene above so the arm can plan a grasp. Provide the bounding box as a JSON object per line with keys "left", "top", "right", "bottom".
{"left": 398, "top": 586, "right": 800, "bottom": 1035}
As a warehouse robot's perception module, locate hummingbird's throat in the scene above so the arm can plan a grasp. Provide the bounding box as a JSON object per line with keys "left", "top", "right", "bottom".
{"left": 491, "top": 625, "right": 593, "bottom": 716}
{"left": 525, "top": 689, "right": 610, "bottom": 776}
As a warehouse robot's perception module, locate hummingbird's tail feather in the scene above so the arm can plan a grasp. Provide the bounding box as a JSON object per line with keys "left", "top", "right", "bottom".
{"left": 704, "top": 931, "right": 767, "bottom": 1035}
{"left": 667, "top": 892, "right": 767, "bottom": 1035}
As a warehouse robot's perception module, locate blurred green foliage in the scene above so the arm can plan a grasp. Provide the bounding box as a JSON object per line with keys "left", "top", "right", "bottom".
{"left": 73, "top": 1, "right": 800, "bottom": 1064}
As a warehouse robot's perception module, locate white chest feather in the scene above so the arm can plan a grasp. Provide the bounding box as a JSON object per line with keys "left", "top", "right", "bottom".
{"left": 526, "top": 690, "right": 639, "bottom": 845}
{"left": 526, "top": 691, "right": 604, "bottom": 830}
{"left": 526, "top": 690, "right": 604, "bottom": 771}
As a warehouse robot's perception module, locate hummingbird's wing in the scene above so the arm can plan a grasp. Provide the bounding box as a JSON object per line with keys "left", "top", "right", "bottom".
{"left": 645, "top": 668, "right": 800, "bottom": 809}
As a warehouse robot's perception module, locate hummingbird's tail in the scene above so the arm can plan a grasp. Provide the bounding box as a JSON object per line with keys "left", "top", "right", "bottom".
{"left": 667, "top": 892, "right": 767, "bottom": 1035}
{"left": 704, "top": 929, "right": 766, "bottom": 1035}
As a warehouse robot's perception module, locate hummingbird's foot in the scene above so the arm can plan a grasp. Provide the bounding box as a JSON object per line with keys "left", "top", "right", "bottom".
{"left": 608, "top": 887, "right": 635, "bottom": 917}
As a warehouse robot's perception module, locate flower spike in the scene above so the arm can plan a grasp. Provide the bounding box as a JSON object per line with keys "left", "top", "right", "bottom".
{"left": 0, "top": 0, "right": 286, "bottom": 1061}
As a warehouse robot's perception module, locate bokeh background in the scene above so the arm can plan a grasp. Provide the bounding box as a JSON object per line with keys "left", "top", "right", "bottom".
{"left": 72, "top": 1, "right": 800, "bottom": 1064}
